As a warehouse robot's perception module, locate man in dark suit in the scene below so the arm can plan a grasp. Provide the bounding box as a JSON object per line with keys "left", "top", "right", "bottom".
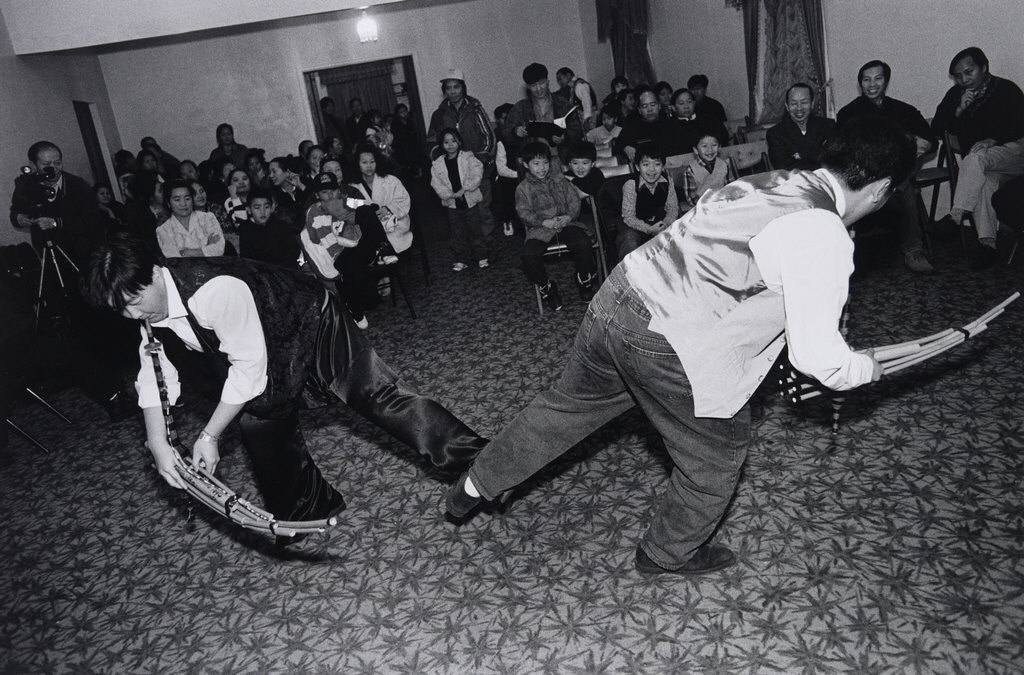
{"left": 767, "top": 83, "right": 836, "bottom": 171}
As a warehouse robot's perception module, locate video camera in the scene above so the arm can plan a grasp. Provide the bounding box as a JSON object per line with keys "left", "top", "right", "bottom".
{"left": 19, "top": 165, "right": 58, "bottom": 211}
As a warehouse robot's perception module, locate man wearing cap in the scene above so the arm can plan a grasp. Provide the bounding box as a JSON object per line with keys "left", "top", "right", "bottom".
{"left": 299, "top": 171, "right": 387, "bottom": 329}
{"left": 427, "top": 69, "right": 498, "bottom": 234}
{"left": 504, "top": 63, "right": 584, "bottom": 168}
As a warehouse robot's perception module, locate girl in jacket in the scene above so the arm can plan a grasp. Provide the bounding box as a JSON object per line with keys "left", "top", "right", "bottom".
{"left": 430, "top": 128, "right": 492, "bottom": 271}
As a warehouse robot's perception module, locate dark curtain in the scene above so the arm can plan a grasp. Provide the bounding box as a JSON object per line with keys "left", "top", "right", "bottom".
{"left": 757, "top": 0, "right": 824, "bottom": 124}
{"left": 800, "top": 0, "right": 827, "bottom": 109}
{"left": 321, "top": 61, "right": 397, "bottom": 126}
{"left": 596, "top": 0, "right": 657, "bottom": 87}
{"left": 741, "top": 0, "right": 760, "bottom": 125}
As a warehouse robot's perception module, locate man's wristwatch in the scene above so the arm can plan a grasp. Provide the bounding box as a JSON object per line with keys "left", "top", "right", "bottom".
{"left": 198, "top": 430, "right": 220, "bottom": 444}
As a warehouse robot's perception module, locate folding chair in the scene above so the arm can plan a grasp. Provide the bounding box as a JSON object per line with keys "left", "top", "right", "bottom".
{"left": 532, "top": 195, "right": 610, "bottom": 315}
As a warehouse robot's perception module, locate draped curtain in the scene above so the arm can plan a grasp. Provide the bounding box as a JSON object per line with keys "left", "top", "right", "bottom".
{"left": 596, "top": 0, "right": 657, "bottom": 86}
{"left": 738, "top": 0, "right": 826, "bottom": 125}
{"left": 320, "top": 61, "right": 397, "bottom": 125}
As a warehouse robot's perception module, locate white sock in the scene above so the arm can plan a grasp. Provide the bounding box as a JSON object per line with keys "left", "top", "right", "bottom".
{"left": 464, "top": 475, "right": 481, "bottom": 498}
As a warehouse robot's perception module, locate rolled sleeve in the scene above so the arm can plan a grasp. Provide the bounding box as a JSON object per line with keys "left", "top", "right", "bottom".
{"left": 750, "top": 209, "right": 875, "bottom": 391}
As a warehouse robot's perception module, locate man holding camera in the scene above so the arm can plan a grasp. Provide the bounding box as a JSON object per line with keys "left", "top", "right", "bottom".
{"left": 10, "top": 141, "right": 105, "bottom": 264}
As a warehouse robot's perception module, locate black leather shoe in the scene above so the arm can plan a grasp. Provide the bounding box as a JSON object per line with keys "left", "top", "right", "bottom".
{"left": 444, "top": 473, "right": 485, "bottom": 520}
{"left": 970, "top": 246, "right": 1000, "bottom": 270}
{"left": 634, "top": 542, "right": 736, "bottom": 576}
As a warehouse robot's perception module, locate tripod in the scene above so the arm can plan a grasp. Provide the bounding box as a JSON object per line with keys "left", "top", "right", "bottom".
{"left": 34, "top": 238, "right": 79, "bottom": 332}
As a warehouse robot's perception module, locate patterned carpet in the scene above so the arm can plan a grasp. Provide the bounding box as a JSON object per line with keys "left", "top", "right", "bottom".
{"left": 2, "top": 188, "right": 1023, "bottom": 674}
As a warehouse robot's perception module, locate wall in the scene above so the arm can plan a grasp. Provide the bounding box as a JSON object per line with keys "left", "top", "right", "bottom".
{"left": 0, "top": 9, "right": 120, "bottom": 247}
{"left": 97, "top": 0, "right": 615, "bottom": 163}
{"left": 2, "top": 0, "right": 401, "bottom": 54}
{"left": 822, "top": 0, "right": 1024, "bottom": 117}
{"left": 648, "top": 0, "right": 748, "bottom": 122}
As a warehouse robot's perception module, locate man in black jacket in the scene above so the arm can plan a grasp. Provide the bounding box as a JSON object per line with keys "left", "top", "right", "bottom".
{"left": 766, "top": 84, "right": 835, "bottom": 171}
{"left": 837, "top": 60, "right": 937, "bottom": 272}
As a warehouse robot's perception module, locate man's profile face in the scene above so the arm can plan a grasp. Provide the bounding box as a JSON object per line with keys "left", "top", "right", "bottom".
{"left": 622, "top": 92, "right": 637, "bottom": 111}
{"left": 860, "top": 66, "right": 888, "bottom": 103}
{"left": 785, "top": 87, "right": 813, "bottom": 126}
{"left": 952, "top": 56, "right": 987, "bottom": 92}
{"left": 638, "top": 92, "right": 660, "bottom": 122}
{"left": 443, "top": 80, "right": 465, "bottom": 106}
{"left": 689, "top": 84, "right": 706, "bottom": 102}
{"left": 555, "top": 72, "right": 572, "bottom": 89}
{"left": 34, "top": 148, "right": 63, "bottom": 183}
{"left": 121, "top": 266, "right": 169, "bottom": 323}
{"left": 528, "top": 79, "right": 550, "bottom": 99}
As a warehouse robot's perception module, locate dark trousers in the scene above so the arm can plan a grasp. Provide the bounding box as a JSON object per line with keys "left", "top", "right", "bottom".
{"left": 468, "top": 268, "right": 750, "bottom": 568}
{"left": 240, "top": 296, "right": 488, "bottom": 520}
{"left": 333, "top": 206, "right": 389, "bottom": 320}
{"left": 522, "top": 226, "right": 595, "bottom": 286}
{"left": 448, "top": 205, "right": 491, "bottom": 263}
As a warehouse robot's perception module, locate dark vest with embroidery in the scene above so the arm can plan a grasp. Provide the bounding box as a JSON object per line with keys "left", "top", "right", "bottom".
{"left": 634, "top": 178, "right": 669, "bottom": 223}
{"left": 161, "top": 257, "right": 324, "bottom": 419}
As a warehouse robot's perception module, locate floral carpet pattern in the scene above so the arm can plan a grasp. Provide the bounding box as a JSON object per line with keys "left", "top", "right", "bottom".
{"left": 2, "top": 195, "right": 1022, "bottom": 673}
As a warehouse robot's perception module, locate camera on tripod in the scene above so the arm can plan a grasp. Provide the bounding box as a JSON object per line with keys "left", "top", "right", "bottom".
{"left": 19, "top": 165, "right": 58, "bottom": 211}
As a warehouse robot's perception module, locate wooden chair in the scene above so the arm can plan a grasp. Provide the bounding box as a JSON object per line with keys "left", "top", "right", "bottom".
{"left": 737, "top": 125, "right": 770, "bottom": 144}
{"left": 532, "top": 195, "right": 610, "bottom": 315}
{"left": 724, "top": 116, "right": 750, "bottom": 145}
{"left": 720, "top": 140, "right": 771, "bottom": 176}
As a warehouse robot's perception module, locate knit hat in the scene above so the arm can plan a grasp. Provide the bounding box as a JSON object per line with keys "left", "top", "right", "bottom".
{"left": 441, "top": 68, "right": 466, "bottom": 83}
{"left": 313, "top": 172, "right": 338, "bottom": 191}
{"left": 522, "top": 62, "right": 548, "bottom": 84}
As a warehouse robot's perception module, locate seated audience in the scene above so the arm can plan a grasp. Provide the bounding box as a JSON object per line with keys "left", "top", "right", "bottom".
{"left": 931, "top": 46, "right": 1024, "bottom": 268}
{"left": 178, "top": 160, "right": 199, "bottom": 182}
{"left": 208, "top": 122, "right": 248, "bottom": 166}
{"left": 614, "top": 87, "right": 672, "bottom": 163}
{"left": 238, "top": 187, "right": 301, "bottom": 268}
{"left": 136, "top": 149, "right": 164, "bottom": 180}
{"left": 566, "top": 141, "right": 606, "bottom": 197}
{"left": 837, "top": 59, "right": 937, "bottom": 273}
{"left": 188, "top": 179, "right": 231, "bottom": 235}
{"left": 767, "top": 83, "right": 836, "bottom": 170}
{"left": 682, "top": 133, "right": 736, "bottom": 207}
{"left": 140, "top": 136, "right": 181, "bottom": 177}
{"left": 156, "top": 179, "right": 225, "bottom": 258}
{"left": 268, "top": 156, "right": 307, "bottom": 228}
{"left": 300, "top": 145, "right": 326, "bottom": 191}
{"left": 95, "top": 183, "right": 125, "bottom": 230}
{"left": 301, "top": 171, "right": 393, "bottom": 329}
{"left": 122, "top": 171, "right": 167, "bottom": 250}
{"left": 585, "top": 105, "right": 622, "bottom": 156}
{"left": 663, "top": 88, "right": 729, "bottom": 156}
{"left": 687, "top": 74, "right": 727, "bottom": 122}
{"left": 244, "top": 149, "right": 271, "bottom": 189}
{"left": 618, "top": 143, "right": 678, "bottom": 259}
{"left": 430, "top": 128, "right": 492, "bottom": 271}
{"left": 654, "top": 81, "right": 675, "bottom": 117}
{"left": 602, "top": 76, "right": 630, "bottom": 109}
{"left": 223, "top": 168, "right": 252, "bottom": 231}
{"left": 113, "top": 149, "right": 136, "bottom": 179}
{"left": 349, "top": 144, "right": 413, "bottom": 262}
{"left": 516, "top": 142, "right": 597, "bottom": 310}
{"left": 617, "top": 87, "right": 639, "bottom": 126}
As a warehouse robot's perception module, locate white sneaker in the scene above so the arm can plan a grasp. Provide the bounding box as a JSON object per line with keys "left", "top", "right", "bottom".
{"left": 478, "top": 259, "right": 489, "bottom": 269}
{"left": 452, "top": 262, "right": 468, "bottom": 272}
{"left": 503, "top": 222, "right": 514, "bottom": 237}
{"left": 354, "top": 316, "right": 369, "bottom": 330}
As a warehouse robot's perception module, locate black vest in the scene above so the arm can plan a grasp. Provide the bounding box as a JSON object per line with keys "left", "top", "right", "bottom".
{"left": 634, "top": 178, "right": 669, "bottom": 223}
{"left": 161, "top": 257, "right": 324, "bottom": 419}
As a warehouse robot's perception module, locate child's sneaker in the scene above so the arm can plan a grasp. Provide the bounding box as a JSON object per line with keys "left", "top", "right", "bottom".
{"left": 538, "top": 280, "right": 562, "bottom": 311}
{"left": 452, "top": 262, "right": 468, "bottom": 272}
{"left": 576, "top": 272, "right": 596, "bottom": 302}
{"left": 478, "top": 259, "right": 489, "bottom": 269}
{"left": 503, "top": 221, "right": 514, "bottom": 237}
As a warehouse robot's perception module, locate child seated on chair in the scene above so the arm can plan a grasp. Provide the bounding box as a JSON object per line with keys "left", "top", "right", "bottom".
{"left": 617, "top": 143, "right": 678, "bottom": 260}
{"left": 566, "top": 140, "right": 606, "bottom": 197}
{"left": 239, "top": 187, "right": 301, "bottom": 268}
{"left": 517, "top": 141, "right": 597, "bottom": 311}
{"left": 682, "top": 132, "right": 736, "bottom": 207}
{"left": 585, "top": 105, "right": 622, "bottom": 156}
{"left": 429, "top": 127, "right": 492, "bottom": 271}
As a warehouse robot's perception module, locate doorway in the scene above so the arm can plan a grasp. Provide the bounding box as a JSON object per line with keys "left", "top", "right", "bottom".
{"left": 304, "top": 55, "right": 427, "bottom": 146}
{"left": 72, "top": 100, "right": 117, "bottom": 192}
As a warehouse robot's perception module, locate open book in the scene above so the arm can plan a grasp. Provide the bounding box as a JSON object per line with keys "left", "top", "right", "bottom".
{"left": 527, "top": 106, "right": 577, "bottom": 141}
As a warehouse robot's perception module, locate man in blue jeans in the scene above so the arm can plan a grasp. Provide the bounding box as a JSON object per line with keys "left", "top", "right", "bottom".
{"left": 444, "top": 120, "right": 916, "bottom": 575}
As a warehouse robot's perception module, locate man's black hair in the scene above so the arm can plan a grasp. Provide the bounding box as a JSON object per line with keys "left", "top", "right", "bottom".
{"left": 820, "top": 118, "right": 916, "bottom": 194}
{"left": 520, "top": 141, "right": 551, "bottom": 163}
{"left": 80, "top": 233, "right": 162, "bottom": 313}
{"left": 949, "top": 47, "right": 988, "bottom": 75}
{"left": 654, "top": 81, "right": 673, "bottom": 97}
{"left": 785, "top": 82, "right": 815, "bottom": 104}
{"left": 567, "top": 140, "right": 597, "bottom": 162}
{"left": 687, "top": 74, "right": 709, "bottom": 89}
{"left": 556, "top": 67, "right": 575, "bottom": 79}
{"left": 857, "top": 60, "right": 892, "bottom": 85}
{"left": 28, "top": 141, "right": 61, "bottom": 163}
